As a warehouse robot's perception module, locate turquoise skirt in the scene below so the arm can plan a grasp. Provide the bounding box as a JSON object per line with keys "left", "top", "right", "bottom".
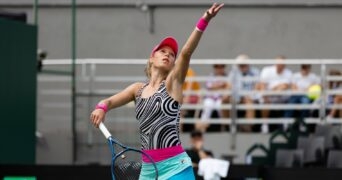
{"left": 139, "top": 152, "right": 194, "bottom": 180}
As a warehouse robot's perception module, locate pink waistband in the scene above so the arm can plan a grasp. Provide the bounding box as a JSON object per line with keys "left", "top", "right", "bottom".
{"left": 142, "top": 145, "right": 184, "bottom": 163}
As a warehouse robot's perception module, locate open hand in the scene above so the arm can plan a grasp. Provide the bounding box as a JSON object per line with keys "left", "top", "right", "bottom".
{"left": 203, "top": 3, "right": 224, "bottom": 21}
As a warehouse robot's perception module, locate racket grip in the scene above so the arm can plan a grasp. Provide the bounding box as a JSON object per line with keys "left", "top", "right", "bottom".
{"left": 99, "top": 122, "right": 112, "bottom": 139}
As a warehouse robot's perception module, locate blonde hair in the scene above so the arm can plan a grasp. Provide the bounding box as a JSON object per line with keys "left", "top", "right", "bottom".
{"left": 144, "top": 60, "right": 152, "bottom": 79}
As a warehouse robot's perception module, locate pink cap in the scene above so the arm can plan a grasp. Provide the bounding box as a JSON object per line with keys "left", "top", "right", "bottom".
{"left": 151, "top": 36, "right": 178, "bottom": 57}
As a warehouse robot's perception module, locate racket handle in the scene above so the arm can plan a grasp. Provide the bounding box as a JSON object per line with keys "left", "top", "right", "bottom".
{"left": 99, "top": 122, "right": 112, "bottom": 139}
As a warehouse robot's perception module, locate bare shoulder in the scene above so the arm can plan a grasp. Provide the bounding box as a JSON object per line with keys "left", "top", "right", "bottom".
{"left": 131, "top": 82, "right": 145, "bottom": 88}
{"left": 130, "top": 82, "right": 146, "bottom": 95}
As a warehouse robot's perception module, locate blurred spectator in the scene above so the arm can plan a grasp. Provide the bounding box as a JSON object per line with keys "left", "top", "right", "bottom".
{"left": 181, "top": 68, "right": 201, "bottom": 132}
{"left": 327, "top": 69, "right": 342, "bottom": 119}
{"left": 37, "top": 49, "right": 47, "bottom": 72}
{"left": 185, "top": 130, "right": 213, "bottom": 168}
{"left": 221, "top": 54, "right": 260, "bottom": 132}
{"left": 258, "top": 56, "right": 293, "bottom": 118}
{"left": 182, "top": 68, "right": 201, "bottom": 118}
{"left": 284, "top": 64, "right": 320, "bottom": 119}
{"left": 198, "top": 64, "right": 228, "bottom": 132}
{"left": 257, "top": 56, "right": 292, "bottom": 133}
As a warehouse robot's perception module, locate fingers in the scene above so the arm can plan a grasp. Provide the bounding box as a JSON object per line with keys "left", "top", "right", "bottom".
{"left": 206, "top": 4, "right": 215, "bottom": 15}
{"left": 90, "top": 112, "right": 97, "bottom": 127}
{"left": 210, "top": 2, "right": 218, "bottom": 10}
{"left": 211, "top": 3, "right": 224, "bottom": 15}
{"left": 214, "top": 3, "right": 224, "bottom": 12}
{"left": 206, "top": 3, "right": 224, "bottom": 17}
{"left": 90, "top": 110, "right": 104, "bottom": 128}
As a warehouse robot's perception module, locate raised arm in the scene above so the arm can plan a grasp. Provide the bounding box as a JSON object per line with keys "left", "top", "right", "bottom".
{"left": 170, "top": 3, "right": 224, "bottom": 84}
{"left": 90, "top": 82, "right": 143, "bottom": 127}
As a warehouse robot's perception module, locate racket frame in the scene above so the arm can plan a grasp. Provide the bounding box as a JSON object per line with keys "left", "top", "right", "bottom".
{"left": 99, "top": 122, "right": 159, "bottom": 180}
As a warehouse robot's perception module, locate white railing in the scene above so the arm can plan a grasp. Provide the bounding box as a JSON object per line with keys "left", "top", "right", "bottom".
{"left": 39, "top": 59, "right": 342, "bottom": 125}
{"left": 38, "top": 58, "right": 342, "bottom": 149}
{"left": 43, "top": 59, "right": 342, "bottom": 65}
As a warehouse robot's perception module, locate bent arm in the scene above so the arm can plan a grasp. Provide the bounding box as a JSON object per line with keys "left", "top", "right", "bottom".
{"left": 90, "top": 82, "right": 143, "bottom": 127}
{"left": 99, "top": 82, "right": 142, "bottom": 110}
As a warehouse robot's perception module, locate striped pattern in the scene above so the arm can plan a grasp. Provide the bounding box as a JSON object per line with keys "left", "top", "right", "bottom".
{"left": 135, "top": 81, "right": 181, "bottom": 150}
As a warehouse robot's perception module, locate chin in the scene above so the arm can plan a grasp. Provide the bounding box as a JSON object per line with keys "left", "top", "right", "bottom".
{"left": 159, "top": 63, "right": 172, "bottom": 69}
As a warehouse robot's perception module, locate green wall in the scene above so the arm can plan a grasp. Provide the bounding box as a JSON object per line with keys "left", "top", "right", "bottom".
{"left": 0, "top": 18, "right": 37, "bottom": 164}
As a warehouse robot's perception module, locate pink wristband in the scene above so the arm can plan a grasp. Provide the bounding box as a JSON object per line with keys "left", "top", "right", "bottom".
{"left": 196, "top": 17, "right": 209, "bottom": 32}
{"left": 95, "top": 103, "right": 108, "bottom": 113}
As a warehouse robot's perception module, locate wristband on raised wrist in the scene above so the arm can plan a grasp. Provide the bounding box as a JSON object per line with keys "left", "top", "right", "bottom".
{"left": 196, "top": 17, "right": 209, "bottom": 32}
{"left": 95, "top": 103, "right": 108, "bottom": 113}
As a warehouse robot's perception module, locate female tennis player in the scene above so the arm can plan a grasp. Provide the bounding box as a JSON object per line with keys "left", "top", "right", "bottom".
{"left": 91, "top": 3, "right": 224, "bottom": 179}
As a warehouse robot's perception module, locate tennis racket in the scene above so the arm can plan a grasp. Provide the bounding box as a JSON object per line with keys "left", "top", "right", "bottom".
{"left": 99, "top": 122, "right": 158, "bottom": 180}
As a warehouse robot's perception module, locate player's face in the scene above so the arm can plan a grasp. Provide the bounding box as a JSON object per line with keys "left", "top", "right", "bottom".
{"left": 151, "top": 46, "right": 176, "bottom": 71}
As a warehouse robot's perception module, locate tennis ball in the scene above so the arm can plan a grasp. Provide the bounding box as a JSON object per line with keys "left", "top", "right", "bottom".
{"left": 307, "top": 85, "right": 321, "bottom": 100}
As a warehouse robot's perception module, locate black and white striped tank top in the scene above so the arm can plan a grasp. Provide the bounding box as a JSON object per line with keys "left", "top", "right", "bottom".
{"left": 135, "top": 81, "right": 182, "bottom": 150}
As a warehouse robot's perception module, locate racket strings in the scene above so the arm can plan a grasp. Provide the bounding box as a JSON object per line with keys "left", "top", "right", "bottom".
{"left": 114, "top": 161, "right": 141, "bottom": 180}
{"left": 108, "top": 141, "right": 158, "bottom": 180}
{"left": 111, "top": 144, "right": 142, "bottom": 180}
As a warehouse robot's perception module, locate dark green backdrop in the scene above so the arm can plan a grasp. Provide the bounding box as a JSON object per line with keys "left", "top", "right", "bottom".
{"left": 0, "top": 18, "right": 37, "bottom": 164}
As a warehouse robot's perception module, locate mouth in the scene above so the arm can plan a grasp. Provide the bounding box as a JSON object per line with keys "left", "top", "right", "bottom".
{"left": 162, "top": 58, "right": 169, "bottom": 63}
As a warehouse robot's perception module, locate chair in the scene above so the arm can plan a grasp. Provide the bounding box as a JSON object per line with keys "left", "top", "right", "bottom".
{"left": 245, "top": 143, "right": 269, "bottom": 165}
{"left": 268, "top": 130, "right": 290, "bottom": 165}
{"left": 286, "top": 117, "right": 310, "bottom": 149}
{"left": 314, "top": 124, "right": 342, "bottom": 150}
{"left": 297, "top": 136, "right": 309, "bottom": 150}
{"left": 327, "top": 150, "right": 342, "bottom": 168}
{"left": 297, "top": 136, "right": 325, "bottom": 166}
{"left": 275, "top": 149, "right": 304, "bottom": 168}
